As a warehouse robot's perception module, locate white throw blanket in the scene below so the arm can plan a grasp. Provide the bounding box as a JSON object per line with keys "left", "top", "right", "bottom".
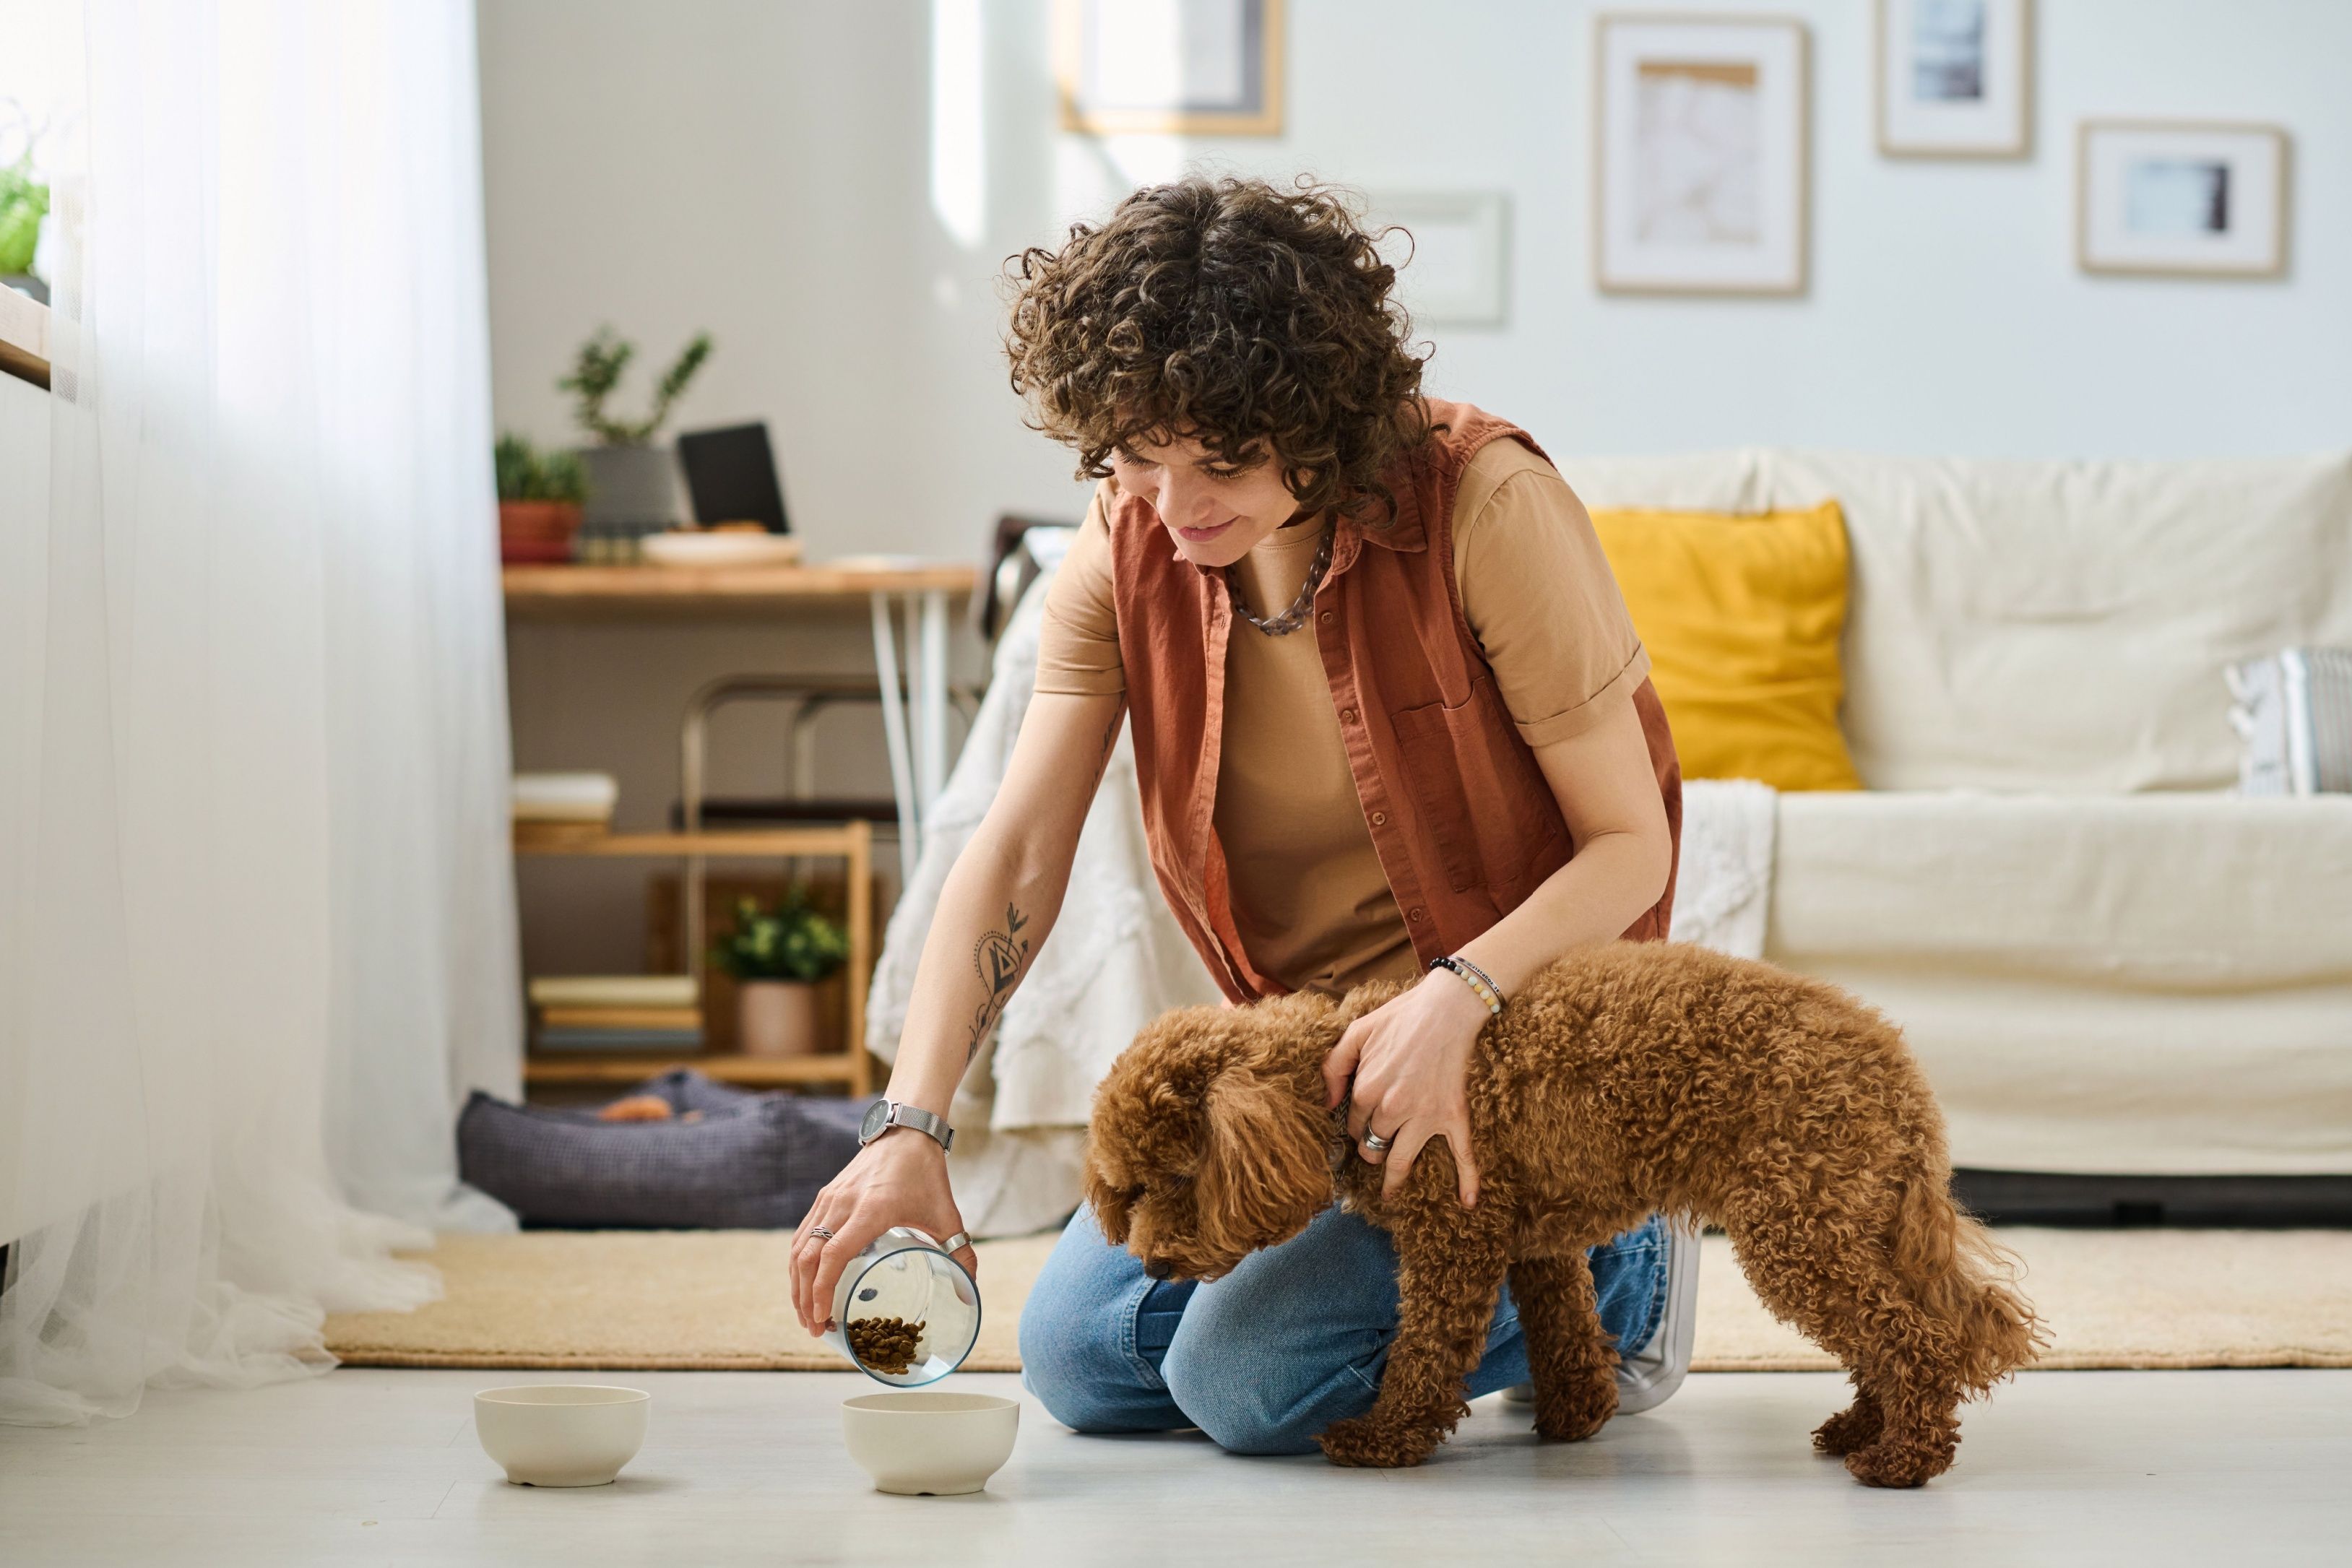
{"left": 868, "top": 570, "right": 1781, "bottom": 1235}
{"left": 1666, "top": 778, "right": 1778, "bottom": 959}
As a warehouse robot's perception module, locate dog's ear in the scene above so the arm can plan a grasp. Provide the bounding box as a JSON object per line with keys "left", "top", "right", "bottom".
{"left": 1082, "top": 1153, "right": 1133, "bottom": 1244}
{"left": 1194, "top": 1056, "right": 1333, "bottom": 1255}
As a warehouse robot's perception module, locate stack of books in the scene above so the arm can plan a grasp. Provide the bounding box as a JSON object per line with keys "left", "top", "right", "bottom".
{"left": 511, "top": 772, "right": 619, "bottom": 846}
{"left": 529, "top": 974, "right": 702, "bottom": 1053}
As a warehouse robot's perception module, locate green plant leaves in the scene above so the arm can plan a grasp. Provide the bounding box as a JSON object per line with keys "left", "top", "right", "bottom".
{"left": 709, "top": 890, "right": 849, "bottom": 983}
{"left": 494, "top": 432, "right": 587, "bottom": 503}
{"left": 558, "top": 325, "right": 714, "bottom": 446}
{"left": 0, "top": 157, "right": 49, "bottom": 277}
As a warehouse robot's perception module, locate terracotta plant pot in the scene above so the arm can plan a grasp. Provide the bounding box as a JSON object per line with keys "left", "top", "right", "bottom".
{"left": 738, "top": 979, "right": 823, "bottom": 1058}
{"left": 500, "top": 500, "right": 583, "bottom": 564}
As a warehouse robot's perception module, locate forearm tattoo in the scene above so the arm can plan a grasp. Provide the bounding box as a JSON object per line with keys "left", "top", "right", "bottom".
{"left": 966, "top": 902, "right": 1033, "bottom": 1062}
{"left": 1092, "top": 703, "right": 1124, "bottom": 784}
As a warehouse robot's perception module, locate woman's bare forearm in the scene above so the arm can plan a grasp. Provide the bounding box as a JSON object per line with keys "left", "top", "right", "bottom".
{"left": 882, "top": 829, "right": 1073, "bottom": 1119}
{"left": 881, "top": 692, "right": 1124, "bottom": 1122}
{"left": 1453, "top": 700, "right": 1674, "bottom": 997}
{"left": 1456, "top": 828, "right": 1668, "bottom": 996}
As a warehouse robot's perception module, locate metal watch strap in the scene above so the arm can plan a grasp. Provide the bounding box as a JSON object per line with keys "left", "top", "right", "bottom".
{"left": 878, "top": 1100, "right": 954, "bottom": 1153}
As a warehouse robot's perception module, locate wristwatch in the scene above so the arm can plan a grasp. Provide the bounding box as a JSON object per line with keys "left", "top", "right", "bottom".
{"left": 859, "top": 1098, "right": 954, "bottom": 1153}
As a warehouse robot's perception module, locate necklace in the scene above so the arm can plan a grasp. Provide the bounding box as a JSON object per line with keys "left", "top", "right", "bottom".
{"left": 1227, "top": 524, "right": 1333, "bottom": 636}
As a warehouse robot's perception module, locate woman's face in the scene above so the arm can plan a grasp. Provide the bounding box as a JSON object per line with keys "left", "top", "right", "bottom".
{"left": 1107, "top": 433, "right": 1311, "bottom": 568}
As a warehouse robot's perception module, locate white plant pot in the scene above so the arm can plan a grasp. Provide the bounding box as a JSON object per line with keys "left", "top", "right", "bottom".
{"left": 738, "top": 979, "right": 822, "bottom": 1057}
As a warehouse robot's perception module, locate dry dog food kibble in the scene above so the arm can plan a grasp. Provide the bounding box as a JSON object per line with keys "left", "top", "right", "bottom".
{"left": 845, "top": 1314, "right": 925, "bottom": 1376}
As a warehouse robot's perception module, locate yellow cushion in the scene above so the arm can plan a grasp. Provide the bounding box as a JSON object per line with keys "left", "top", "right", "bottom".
{"left": 1590, "top": 501, "right": 1862, "bottom": 792}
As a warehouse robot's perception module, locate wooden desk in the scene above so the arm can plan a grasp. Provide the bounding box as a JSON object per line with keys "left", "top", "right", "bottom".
{"left": 501, "top": 562, "right": 975, "bottom": 620}
{"left": 502, "top": 560, "right": 977, "bottom": 880}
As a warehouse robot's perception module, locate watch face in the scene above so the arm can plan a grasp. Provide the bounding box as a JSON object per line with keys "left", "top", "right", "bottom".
{"left": 859, "top": 1099, "right": 891, "bottom": 1144}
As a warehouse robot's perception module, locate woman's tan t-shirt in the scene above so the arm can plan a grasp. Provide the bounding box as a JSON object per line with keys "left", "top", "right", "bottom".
{"left": 1037, "top": 441, "right": 1649, "bottom": 996}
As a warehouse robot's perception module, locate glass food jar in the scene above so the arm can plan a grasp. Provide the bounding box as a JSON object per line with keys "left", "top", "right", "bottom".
{"left": 821, "top": 1227, "right": 982, "bottom": 1387}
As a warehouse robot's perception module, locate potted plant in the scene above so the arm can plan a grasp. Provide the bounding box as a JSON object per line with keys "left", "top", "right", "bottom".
{"left": 494, "top": 433, "right": 587, "bottom": 563}
{"left": 712, "top": 891, "right": 849, "bottom": 1058}
{"left": 0, "top": 115, "right": 51, "bottom": 303}
{"left": 559, "top": 325, "right": 713, "bottom": 528}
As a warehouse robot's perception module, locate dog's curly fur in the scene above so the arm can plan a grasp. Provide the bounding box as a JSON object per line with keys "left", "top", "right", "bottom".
{"left": 1085, "top": 942, "right": 2044, "bottom": 1484}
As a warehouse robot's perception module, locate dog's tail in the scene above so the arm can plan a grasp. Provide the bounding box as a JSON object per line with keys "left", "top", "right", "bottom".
{"left": 1890, "top": 1167, "right": 2047, "bottom": 1395}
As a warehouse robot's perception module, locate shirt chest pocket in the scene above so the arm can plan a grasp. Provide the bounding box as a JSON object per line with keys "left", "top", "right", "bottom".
{"left": 1389, "top": 676, "right": 1567, "bottom": 905}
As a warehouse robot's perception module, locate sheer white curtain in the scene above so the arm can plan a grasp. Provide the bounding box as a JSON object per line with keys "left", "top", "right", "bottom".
{"left": 0, "top": 0, "right": 521, "bottom": 1426}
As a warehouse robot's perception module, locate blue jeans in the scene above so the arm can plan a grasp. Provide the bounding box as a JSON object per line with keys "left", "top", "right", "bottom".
{"left": 1019, "top": 1203, "right": 1669, "bottom": 1456}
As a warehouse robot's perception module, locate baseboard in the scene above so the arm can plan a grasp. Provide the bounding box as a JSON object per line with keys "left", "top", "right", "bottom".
{"left": 1953, "top": 1169, "right": 2352, "bottom": 1228}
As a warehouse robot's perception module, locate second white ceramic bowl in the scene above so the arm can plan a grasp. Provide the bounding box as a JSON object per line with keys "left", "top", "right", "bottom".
{"left": 841, "top": 1391, "right": 1019, "bottom": 1496}
{"left": 474, "top": 1384, "right": 650, "bottom": 1487}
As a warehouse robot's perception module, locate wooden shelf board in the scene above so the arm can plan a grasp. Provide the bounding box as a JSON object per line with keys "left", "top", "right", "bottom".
{"left": 0, "top": 288, "right": 50, "bottom": 391}
{"left": 514, "top": 827, "right": 869, "bottom": 857}
{"left": 522, "top": 1051, "right": 874, "bottom": 1087}
{"left": 503, "top": 563, "right": 975, "bottom": 620}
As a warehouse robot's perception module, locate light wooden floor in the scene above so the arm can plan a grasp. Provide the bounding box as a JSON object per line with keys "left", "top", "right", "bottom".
{"left": 4, "top": 1369, "right": 2346, "bottom": 1565}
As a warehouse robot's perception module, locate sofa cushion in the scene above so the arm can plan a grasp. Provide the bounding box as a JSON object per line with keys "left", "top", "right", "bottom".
{"left": 1766, "top": 791, "right": 2352, "bottom": 1174}
{"left": 1765, "top": 451, "right": 2352, "bottom": 792}
{"left": 1554, "top": 449, "right": 1774, "bottom": 517}
{"left": 1591, "top": 501, "right": 1861, "bottom": 791}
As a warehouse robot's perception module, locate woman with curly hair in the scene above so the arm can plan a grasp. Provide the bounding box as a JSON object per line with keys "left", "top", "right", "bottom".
{"left": 790, "top": 175, "right": 1683, "bottom": 1455}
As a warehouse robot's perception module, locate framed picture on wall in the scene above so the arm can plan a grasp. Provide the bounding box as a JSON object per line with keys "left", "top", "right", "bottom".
{"left": 1592, "top": 14, "right": 1809, "bottom": 296}
{"left": 1370, "top": 192, "right": 1511, "bottom": 327}
{"left": 1876, "top": 0, "right": 2031, "bottom": 157}
{"left": 2077, "top": 121, "right": 2289, "bottom": 279}
{"left": 1055, "top": 0, "right": 1284, "bottom": 137}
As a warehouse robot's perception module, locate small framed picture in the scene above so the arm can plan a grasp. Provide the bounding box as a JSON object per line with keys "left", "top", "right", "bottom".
{"left": 2077, "top": 121, "right": 2290, "bottom": 280}
{"left": 1592, "top": 14, "right": 1810, "bottom": 296}
{"left": 1370, "top": 192, "right": 1511, "bottom": 328}
{"left": 1876, "top": 0, "right": 2031, "bottom": 158}
{"left": 1055, "top": 0, "right": 1284, "bottom": 137}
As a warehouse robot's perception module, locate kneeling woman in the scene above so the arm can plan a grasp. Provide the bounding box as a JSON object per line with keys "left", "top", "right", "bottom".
{"left": 790, "top": 176, "right": 1682, "bottom": 1455}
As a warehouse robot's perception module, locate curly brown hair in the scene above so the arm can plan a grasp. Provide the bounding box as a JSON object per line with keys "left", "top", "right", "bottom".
{"left": 1004, "top": 176, "right": 1435, "bottom": 520}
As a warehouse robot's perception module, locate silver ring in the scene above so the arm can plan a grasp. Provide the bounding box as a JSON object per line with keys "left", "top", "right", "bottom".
{"left": 938, "top": 1231, "right": 971, "bottom": 1254}
{"left": 1361, "top": 1130, "right": 1393, "bottom": 1153}
{"left": 808, "top": 1226, "right": 836, "bottom": 1242}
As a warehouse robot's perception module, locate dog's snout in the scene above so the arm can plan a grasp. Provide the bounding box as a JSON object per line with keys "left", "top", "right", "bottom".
{"left": 1143, "top": 1258, "right": 1175, "bottom": 1281}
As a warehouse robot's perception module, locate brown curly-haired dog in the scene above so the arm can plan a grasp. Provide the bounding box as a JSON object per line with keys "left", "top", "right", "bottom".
{"left": 1085, "top": 941, "right": 2043, "bottom": 1485}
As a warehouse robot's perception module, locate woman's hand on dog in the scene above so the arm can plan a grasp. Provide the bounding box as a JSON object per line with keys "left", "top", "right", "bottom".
{"left": 1323, "top": 971, "right": 1488, "bottom": 1208}
{"left": 789, "top": 1130, "right": 977, "bottom": 1335}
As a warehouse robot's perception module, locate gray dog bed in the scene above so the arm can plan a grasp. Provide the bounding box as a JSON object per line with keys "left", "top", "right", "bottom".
{"left": 458, "top": 1070, "right": 873, "bottom": 1229}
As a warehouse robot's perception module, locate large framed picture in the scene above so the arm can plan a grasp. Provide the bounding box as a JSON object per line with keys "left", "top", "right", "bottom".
{"left": 2076, "top": 120, "right": 2289, "bottom": 280}
{"left": 1592, "top": 14, "right": 1810, "bottom": 296}
{"left": 1370, "top": 192, "right": 1511, "bottom": 327}
{"left": 1876, "top": 0, "right": 2031, "bottom": 158}
{"left": 1055, "top": 0, "right": 1284, "bottom": 137}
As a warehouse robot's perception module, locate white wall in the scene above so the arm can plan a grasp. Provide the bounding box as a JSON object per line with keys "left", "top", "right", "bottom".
{"left": 482, "top": 0, "right": 2352, "bottom": 566}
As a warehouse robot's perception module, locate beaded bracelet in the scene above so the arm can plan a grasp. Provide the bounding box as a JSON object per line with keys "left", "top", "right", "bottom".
{"left": 1430, "top": 955, "right": 1505, "bottom": 1017}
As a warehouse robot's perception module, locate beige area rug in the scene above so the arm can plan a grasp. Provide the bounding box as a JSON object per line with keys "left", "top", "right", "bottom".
{"left": 324, "top": 1227, "right": 2352, "bottom": 1374}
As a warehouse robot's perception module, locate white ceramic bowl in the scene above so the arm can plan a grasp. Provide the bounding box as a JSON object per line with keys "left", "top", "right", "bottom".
{"left": 474, "top": 1385, "right": 650, "bottom": 1487}
{"left": 841, "top": 1391, "right": 1019, "bottom": 1496}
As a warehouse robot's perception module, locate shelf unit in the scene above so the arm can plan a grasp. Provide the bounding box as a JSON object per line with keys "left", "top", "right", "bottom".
{"left": 514, "top": 823, "right": 875, "bottom": 1094}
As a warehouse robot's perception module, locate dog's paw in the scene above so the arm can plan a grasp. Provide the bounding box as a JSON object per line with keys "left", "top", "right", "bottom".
{"left": 1811, "top": 1397, "right": 1882, "bottom": 1457}
{"left": 1531, "top": 1372, "right": 1617, "bottom": 1443}
{"left": 1318, "top": 1414, "right": 1442, "bottom": 1469}
{"left": 1843, "top": 1437, "right": 1954, "bottom": 1489}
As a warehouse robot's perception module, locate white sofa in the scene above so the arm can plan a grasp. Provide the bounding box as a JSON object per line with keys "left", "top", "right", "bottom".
{"left": 1559, "top": 449, "right": 2352, "bottom": 1179}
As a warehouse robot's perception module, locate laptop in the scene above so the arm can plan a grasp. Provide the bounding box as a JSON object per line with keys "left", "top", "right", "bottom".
{"left": 676, "top": 423, "right": 790, "bottom": 533}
